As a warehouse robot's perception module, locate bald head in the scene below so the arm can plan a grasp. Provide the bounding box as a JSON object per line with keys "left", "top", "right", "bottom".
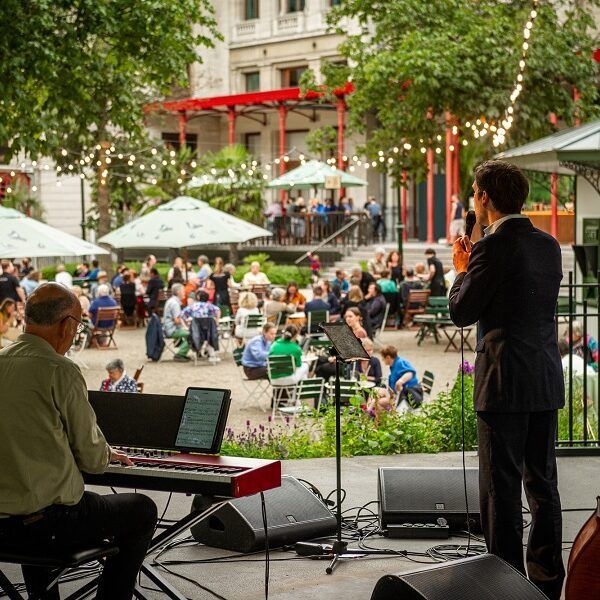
{"left": 25, "top": 283, "right": 79, "bottom": 327}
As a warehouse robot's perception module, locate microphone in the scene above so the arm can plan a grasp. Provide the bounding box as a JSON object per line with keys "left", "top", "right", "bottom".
{"left": 465, "top": 210, "right": 476, "bottom": 239}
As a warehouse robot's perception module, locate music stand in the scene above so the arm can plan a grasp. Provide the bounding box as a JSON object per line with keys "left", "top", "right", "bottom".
{"left": 319, "top": 322, "right": 373, "bottom": 573}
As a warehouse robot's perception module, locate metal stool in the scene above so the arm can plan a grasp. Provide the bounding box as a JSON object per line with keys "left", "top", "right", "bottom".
{"left": 0, "top": 542, "right": 118, "bottom": 600}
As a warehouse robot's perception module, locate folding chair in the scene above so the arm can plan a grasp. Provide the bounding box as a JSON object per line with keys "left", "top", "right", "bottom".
{"left": 66, "top": 327, "right": 90, "bottom": 369}
{"left": 240, "top": 313, "right": 265, "bottom": 344}
{"left": 324, "top": 378, "right": 361, "bottom": 408}
{"left": 279, "top": 377, "right": 326, "bottom": 418}
{"left": 306, "top": 309, "right": 329, "bottom": 337}
{"left": 233, "top": 346, "right": 270, "bottom": 408}
{"left": 372, "top": 302, "right": 391, "bottom": 349}
{"left": 403, "top": 289, "right": 431, "bottom": 327}
{"left": 267, "top": 354, "right": 298, "bottom": 417}
{"left": 89, "top": 307, "right": 120, "bottom": 349}
{"left": 133, "top": 365, "right": 144, "bottom": 393}
{"left": 422, "top": 370, "right": 435, "bottom": 397}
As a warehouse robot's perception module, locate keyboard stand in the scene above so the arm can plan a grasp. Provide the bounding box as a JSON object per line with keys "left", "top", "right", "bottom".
{"left": 71, "top": 499, "right": 229, "bottom": 600}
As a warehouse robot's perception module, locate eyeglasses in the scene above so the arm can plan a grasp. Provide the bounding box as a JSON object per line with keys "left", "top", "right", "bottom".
{"left": 66, "top": 315, "right": 88, "bottom": 335}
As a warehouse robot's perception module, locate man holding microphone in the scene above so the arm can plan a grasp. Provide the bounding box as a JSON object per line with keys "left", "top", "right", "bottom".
{"left": 449, "top": 160, "right": 565, "bottom": 599}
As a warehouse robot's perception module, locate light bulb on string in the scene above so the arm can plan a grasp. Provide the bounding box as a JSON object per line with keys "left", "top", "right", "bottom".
{"left": 31, "top": 185, "right": 37, "bottom": 192}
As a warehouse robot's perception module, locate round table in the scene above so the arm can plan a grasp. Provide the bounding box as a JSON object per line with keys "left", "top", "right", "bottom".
{"left": 287, "top": 312, "right": 306, "bottom": 327}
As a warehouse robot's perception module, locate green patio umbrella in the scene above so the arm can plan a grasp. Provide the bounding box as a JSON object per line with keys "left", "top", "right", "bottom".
{"left": 98, "top": 196, "right": 271, "bottom": 249}
{"left": 0, "top": 205, "right": 109, "bottom": 258}
{"left": 267, "top": 159, "right": 367, "bottom": 190}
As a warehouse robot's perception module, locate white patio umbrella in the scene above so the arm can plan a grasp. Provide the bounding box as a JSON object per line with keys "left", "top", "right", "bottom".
{"left": 0, "top": 205, "right": 109, "bottom": 259}
{"left": 98, "top": 196, "right": 271, "bottom": 249}
{"left": 267, "top": 159, "right": 368, "bottom": 190}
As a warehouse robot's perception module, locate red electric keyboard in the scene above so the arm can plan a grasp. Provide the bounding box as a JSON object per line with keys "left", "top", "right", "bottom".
{"left": 84, "top": 448, "right": 281, "bottom": 498}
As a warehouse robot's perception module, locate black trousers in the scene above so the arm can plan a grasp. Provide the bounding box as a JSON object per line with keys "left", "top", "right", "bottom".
{"left": 243, "top": 365, "right": 268, "bottom": 380}
{"left": 477, "top": 410, "right": 565, "bottom": 600}
{"left": 0, "top": 491, "right": 157, "bottom": 600}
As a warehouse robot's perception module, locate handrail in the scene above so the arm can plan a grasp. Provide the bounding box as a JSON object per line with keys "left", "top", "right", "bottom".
{"left": 294, "top": 217, "right": 360, "bottom": 265}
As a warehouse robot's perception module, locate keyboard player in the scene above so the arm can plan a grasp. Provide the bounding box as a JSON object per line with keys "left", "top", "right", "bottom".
{"left": 0, "top": 283, "right": 158, "bottom": 600}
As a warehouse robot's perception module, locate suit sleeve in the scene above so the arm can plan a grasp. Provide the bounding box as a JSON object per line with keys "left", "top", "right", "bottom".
{"left": 449, "top": 240, "right": 499, "bottom": 327}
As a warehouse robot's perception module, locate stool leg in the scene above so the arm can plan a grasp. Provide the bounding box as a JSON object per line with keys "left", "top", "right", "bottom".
{"left": 0, "top": 568, "right": 25, "bottom": 600}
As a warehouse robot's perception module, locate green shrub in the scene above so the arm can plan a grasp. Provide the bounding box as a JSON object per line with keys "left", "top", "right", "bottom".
{"left": 234, "top": 254, "right": 311, "bottom": 288}
{"left": 41, "top": 263, "right": 79, "bottom": 280}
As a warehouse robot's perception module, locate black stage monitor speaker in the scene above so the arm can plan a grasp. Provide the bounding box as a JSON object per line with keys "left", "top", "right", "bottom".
{"left": 378, "top": 467, "right": 481, "bottom": 533}
{"left": 370, "top": 554, "right": 548, "bottom": 600}
{"left": 190, "top": 476, "right": 337, "bottom": 553}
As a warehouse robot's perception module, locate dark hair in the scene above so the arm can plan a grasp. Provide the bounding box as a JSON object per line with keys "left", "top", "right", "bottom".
{"left": 286, "top": 280, "right": 298, "bottom": 293}
{"left": 262, "top": 322, "right": 276, "bottom": 334}
{"left": 122, "top": 273, "right": 131, "bottom": 284}
{"left": 92, "top": 260, "right": 99, "bottom": 268}
{"left": 282, "top": 324, "right": 298, "bottom": 340}
{"left": 25, "top": 286, "right": 77, "bottom": 326}
{"left": 474, "top": 160, "right": 529, "bottom": 214}
{"left": 406, "top": 268, "right": 415, "bottom": 277}
{"left": 370, "top": 283, "right": 382, "bottom": 296}
{"left": 197, "top": 290, "right": 209, "bottom": 303}
{"left": 150, "top": 268, "right": 159, "bottom": 277}
{"left": 380, "top": 269, "right": 390, "bottom": 278}
{"left": 424, "top": 248, "right": 436, "bottom": 256}
{"left": 380, "top": 345, "right": 398, "bottom": 359}
{"left": 313, "top": 285, "right": 323, "bottom": 296}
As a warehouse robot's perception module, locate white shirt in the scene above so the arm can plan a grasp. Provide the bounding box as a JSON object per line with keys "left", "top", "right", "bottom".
{"left": 483, "top": 214, "right": 529, "bottom": 236}
{"left": 55, "top": 271, "right": 73, "bottom": 288}
{"left": 242, "top": 271, "right": 270, "bottom": 286}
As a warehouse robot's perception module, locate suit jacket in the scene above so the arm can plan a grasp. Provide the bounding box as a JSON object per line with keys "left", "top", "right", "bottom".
{"left": 449, "top": 218, "right": 564, "bottom": 412}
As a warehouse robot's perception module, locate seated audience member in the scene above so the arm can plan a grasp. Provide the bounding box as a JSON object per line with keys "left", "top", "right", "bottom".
{"left": 100, "top": 358, "right": 139, "bottom": 393}
{"left": 234, "top": 291, "right": 261, "bottom": 343}
{"left": 367, "top": 247, "right": 387, "bottom": 280}
{"left": 75, "top": 262, "right": 90, "bottom": 278}
{"left": 377, "top": 270, "right": 399, "bottom": 294}
{"left": 0, "top": 283, "right": 157, "bottom": 598}
{"left": 21, "top": 270, "right": 41, "bottom": 297}
{"left": 242, "top": 261, "right": 271, "bottom": 287}
{"left": 268, "top": 325, "right": 310, "bottom": 385}
{"left": 163, "top": 283, "right": 190, "bottom": 362}
{"left": 167, "top": 257, "right": 184, "bottom": 283}
{"left": 19, "top": 257, "right": 34, "bottom": 278}
{"left": 90, "top": 270, "right": 109, "bottom": 299}
{"left": 565, "top": 321, "right": 599, "bottom": 371}
{"left": 203, "top": 278, "right": 216, "bottom": 303}
{"left": 0, "top": 299, "right": 17, "bottom": 348}
{"left": 304, "top": 285, "right": 330, "bottom": 313}
{"left": 242, "top": 323, "right": 277, "bottom": 380}
{"left": 54, "top": 264, "right": 73, "bottom": 288}
{"left": 181, "top": 290, "right": 220, "bottom": 362}
{"left": 196, "top": 255, "right": 212, "bottom": 282}
{"left": 145, "top": 267, "right": 165, "bottom": 313}
{"left": 0, "top": 260, "right": 25, "bottom": 304}
{"left": 558, "top": 338, "right": 595, "bottom": 377}
{"left": 344, "top": 307, "right": 367, "bottom": 339}
{"left": 381, "top": 345, "right": 423, "bottom": 409}
{"left": 340, "top": 285, "right": 372, "bottom": 338}
{"left": 167, "top": 267, "right": 184, "bottom": 290}
{"left": 350, "top": 266, "right": 375, "bottom": 296}
{"left": 386, "top": 250, "right": 404, "bottom": 286}
{"left": 181, "top": 290, "right": 221, "bottom": 321}
{"left": 71, "top": 285, "right": 90, "bottom": 318}
{"left": 331, "top": 269, "right": 350, "bottom": 294}
{"left": 263, "top": 287, "right": 291, "bottom": 323}
{"left": 284, "top": 281, "right": 306, "bottom": 312}
{"left": 88, "top": 284, "right": 118, "bottom": 328}
{"left": 364, "top": 282, "right": 387, "bottom": 331}
{"left": 140, "top": 254, "right": 157, "bottom": 281}
{"left": 321, "top": 280, "right": 341, "bottom": 315}
{"left": 87, "top": 259, "right": 100, "bottom": 281}
{"left": 354, "top": 338, "right": 383, "bottom": 386}
{"left": 111, "top": 265, "right": 127, "bottom": 289}
{"left": 414, "top": 262, "right": 427, "bottom": 280}
{"left": 119, "top": 273, "right": 137, "bottom": 318}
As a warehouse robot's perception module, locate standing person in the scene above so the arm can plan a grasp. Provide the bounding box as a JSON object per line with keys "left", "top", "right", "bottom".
{"left": 364, "top": 196, "right": 385, "bottom": 241}
{"left": 306, "top": 252, "right": 321, "bottom": 283}
{"left": 209, "top": 257, "right": 232, "bottom": 309}
{"left": 449, "top": 193, "right": 465, "bottom": 242}
{"left": 196, "top": 255, "right": 212, "bottom": 282}
{"left": 424, "top": 248, "right": 446, "bottom": 297}
{"left": 0, "top": 283, "right": 157, "bottom": 598}
{"left": 0, "top": 260, "right": 25, "bottom": 304}
{"left": 140, "top": 254, "right": 157, "bottom": 281}
{"left": 19, "top": 258, "right": 34, "bottom": 278}
{"left": 449, "top": 160, "right": 565, "bottom": 599}
{"left": 20, "top": 270, "right": 41, "bottom": 297}
{"left": 386, "top": 250, "right": 404, "bottom": 286}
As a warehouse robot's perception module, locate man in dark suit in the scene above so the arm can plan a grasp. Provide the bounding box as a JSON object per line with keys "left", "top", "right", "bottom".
{"left": 449, "top": 160, "right": 564, "bottom": 600}
{"left": 304, "top": 286, "right": 330, "bottom": 314}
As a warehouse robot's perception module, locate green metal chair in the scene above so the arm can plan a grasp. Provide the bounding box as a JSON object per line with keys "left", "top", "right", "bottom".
{"left": 279, "top": 377, "right": 326, "bottom": 417}
{"left": 267, "top": 354, "right": 298, "bottom": 417}
{"left": 233, "top": 346, "right": 270, "bottom": 409}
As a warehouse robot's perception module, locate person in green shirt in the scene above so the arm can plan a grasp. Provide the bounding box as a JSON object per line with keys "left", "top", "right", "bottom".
{"left": 377, "top": 269, "right": 399, "bottom": 294}
{"left": 268, "top": 324, "right": 310, "bottom": 384}
{"left": 0, "top": 283, "right": 157, "bottom": 599}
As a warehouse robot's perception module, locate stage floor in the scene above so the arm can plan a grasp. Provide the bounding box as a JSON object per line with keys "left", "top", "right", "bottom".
{"left": 2, "top": 451, "right": 598, "bottom": 599}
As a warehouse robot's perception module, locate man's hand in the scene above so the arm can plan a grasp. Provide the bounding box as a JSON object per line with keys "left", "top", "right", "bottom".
{"left": 453, "top": 236, "right": 472, "bottom": 274}
{"left": 110, "top": 447, "right": 133, "bottom": 466}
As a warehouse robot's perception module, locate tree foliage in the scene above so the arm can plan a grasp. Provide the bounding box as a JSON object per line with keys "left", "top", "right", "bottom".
{"left": 322, "top": 0, "right": 599, "bottom": 180}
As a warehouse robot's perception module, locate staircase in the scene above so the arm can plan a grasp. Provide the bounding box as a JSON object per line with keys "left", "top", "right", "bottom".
{"left": 324, "top": 241, "right": 576, "bottom": 282}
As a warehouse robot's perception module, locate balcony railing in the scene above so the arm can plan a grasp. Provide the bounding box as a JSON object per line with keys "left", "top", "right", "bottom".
{"left": 235, "top": 20, "right": 257, "bottom": 37}
{"left": 277, "top": 13, "right": 300, "bottom": 32}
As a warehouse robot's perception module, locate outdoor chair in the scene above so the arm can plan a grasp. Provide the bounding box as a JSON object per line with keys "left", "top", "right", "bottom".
{"left": 372, "top": 302, "right": 391, "bottom": 349}
{"left": 155, "top": 290, "right": 167, "bottom": 318}
{"left": 66, "top": 326, "right": 90, "bottom": 369}
{"left": 306, "top": 309, "right": 329, "bottom": 337}
{"left": 325, "top": 378, "right": 361, "bottom": 408}
{"left": 422, "top": 370, "right": 435, "bottom": 398}
{"left": 89, "top": 307, "right": 120, "bottom": 349}
{"left": 190, "top": 317, "right": 220, "bottom": 366}
{"left": 239, "top": 313, "right": 265, "bottom": 343}
{"left": 267, "top": 354, "right": 298, "bottom": 416}
{"left": 306, "top": 337, "right": 332, "bottom": 356}
{"left": 278, "top": 377, "right": 326, "bottom": 418}
{"left": 133, "top": 365, "right": 144, "bottom": 393}
{"left": 250, "top": 284, "right": 269, "bottom": 301}
{"left": 0, "top": 541, "right": 118, "bottom": 600}
{"left": 426, "top": 296, "right": 449, "bottom": 316}
{"left": 233, "top": 346, "right": 271, "bottom": 409}
{"left": 118, "top": 290, "right": 139, "bottom": 328}
{"left": 403, "top": 289, "right": 431, "bottom": 327}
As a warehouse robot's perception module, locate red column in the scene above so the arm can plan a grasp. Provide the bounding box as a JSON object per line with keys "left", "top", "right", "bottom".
{"left": 453, "top": 130, "right": 460, "bottom": 196}
{"left": 427, "top": 148, "right": 435, "bottom": 243}
{"left": 336, "top": 99, "right": 345, "bottom": 170}
{"left": 278, "top": 104, "right": 287, "bottom": 203}
{"left": 445, "top": 115, "right": 453, "bottom": 242}
{"left": 227, "top": 107, "right": 236, "bottom": 145}
{"left": 178, "top": 112, "right": 187, "bottom": 148}
{"left": 549, "top": 112, "right": 558, "bottom": 239}
{"left": 401, "top": 169, "right": 408, "bottom": 242}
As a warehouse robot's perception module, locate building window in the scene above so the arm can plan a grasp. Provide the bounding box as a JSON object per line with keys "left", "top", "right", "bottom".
{"left": 286, "top": 0, "right": 305, "bottom": 13}
{"left": 245, "top": 133, "right": 261, "bottom": 158}
{"left": 245, "top": 0, "right": 259, "bottom": 20}
{"left": 161, "top": 132, "right": 198, "bottom": 152}
{"left": 280, "top": 65, "right": 307, "bottom": 88}
{"left": 245, "top": 71, "right": 260, "bottom": 92}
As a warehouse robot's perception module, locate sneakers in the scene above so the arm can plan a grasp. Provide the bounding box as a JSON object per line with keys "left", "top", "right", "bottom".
{"left": 199, "top": 341, "right": 208, "bottom": 357}
{"left": 208, "top": 355, "right": 221, "bottom": 364}
{"left": 174, "top": 355, "right": 191, "bottom": 362}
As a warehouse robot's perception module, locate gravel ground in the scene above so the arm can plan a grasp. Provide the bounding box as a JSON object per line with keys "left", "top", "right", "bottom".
{"left": 79, "top": 323, "right": 469, "bottom": 432}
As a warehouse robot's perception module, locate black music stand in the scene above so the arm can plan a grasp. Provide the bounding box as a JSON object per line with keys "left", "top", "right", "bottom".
{"left": 319, "top": 322, "right": 377, "bottom": 574}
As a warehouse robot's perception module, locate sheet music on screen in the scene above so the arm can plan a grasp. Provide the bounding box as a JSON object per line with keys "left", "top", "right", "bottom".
{"left": 175, "top": 388, "right": 226, "bottom": 450}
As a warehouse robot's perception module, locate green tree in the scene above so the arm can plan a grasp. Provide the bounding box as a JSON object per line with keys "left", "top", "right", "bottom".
{"left": 321, "top": 0, "right": 599, "bottom": 180}
{"left": 0, "top": 0, "right": 220, "bottom": 270}
{"left": 2, "top": 180, "right": 45, "bottom": 221}
{"left": 189, "top": 144, "right": 267, "bottom": 263}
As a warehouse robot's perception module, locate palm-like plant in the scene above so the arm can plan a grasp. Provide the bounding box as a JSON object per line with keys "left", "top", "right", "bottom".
{"left": 3, "top": 180, "right": 45, "bottom": 220}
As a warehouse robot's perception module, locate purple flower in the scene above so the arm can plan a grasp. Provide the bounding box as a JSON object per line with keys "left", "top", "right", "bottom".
{"left": 246, "top": 419, "right": 251, "bottom": 428}
{"left": 460, "top": 360, "right": 474, "bottom": 375}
